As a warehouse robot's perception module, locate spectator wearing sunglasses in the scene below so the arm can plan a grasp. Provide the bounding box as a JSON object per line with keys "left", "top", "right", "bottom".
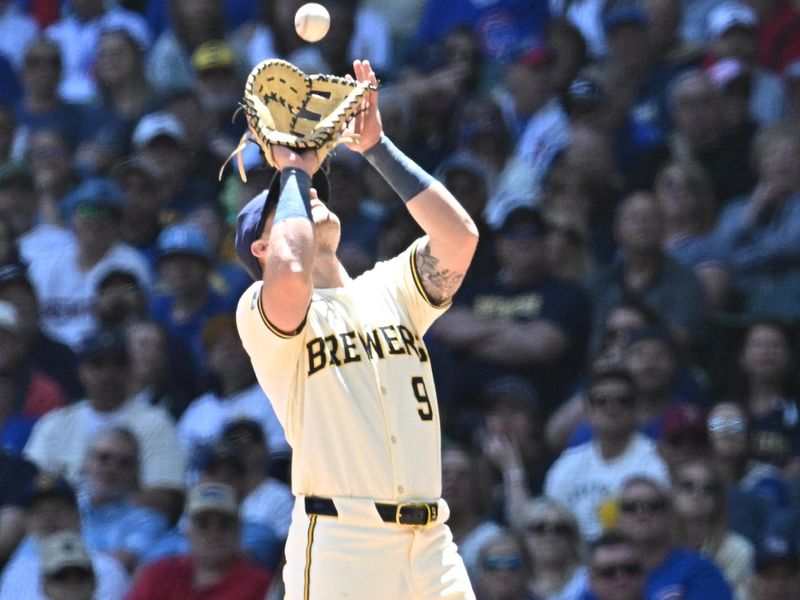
{"left": 518, "top": 497, "right": 586, "bottom": 600}
{"left": 672, "top": 457, "right": 754, "bottom": 600}
{"left": 615, "top": 475, "right": 733, "bottom": 600}
{"left": 473, "top": 529, "right": 535, "bottom": 600}
{"left": 544, "top": 366, "right": 669, "bottom": 540}
{"left": 583, "top": 531, "right": 644, "bottom": 600}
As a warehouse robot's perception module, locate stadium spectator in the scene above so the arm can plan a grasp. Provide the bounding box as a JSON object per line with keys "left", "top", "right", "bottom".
{"left": 590, "top": 191, "right": 708, "bottom": 351}
{"left": 0, "top": 474, "right": 130, "bottom": 600}
{"left": 614, "top": 475, "right": 733, "bottom": 599}
{"left": 472, "top": 529, "right": 535, "bottom": 600}
{"left": 671, "top": 457, "right": 755, "bottom": 600}
{"left": 0, "top": 1, "right": 38, "bottom": 71}
{"left": 0, "top": 300, "right": 68, "bottom": 453}
{"left": 750, "top": 0, "right": 800, "bottom": 76}
{"left": 23, "top": 328, "right": 186, "bottom": 495}
{"left": 517, "top": 496, "right": 586, "bottom": 600}
{"left": 77, "top": 426, "right": 169, "bottom": 573}
{"left": 656, "top": 403, "right": 709, "bottom": 473}
{"left": 37, "top": 531, "right": 96, "bottom": 600}
{"left": 24, "top": 129, "right": 81, "bottom": 222}
{"left": 751, "top": 532, "right": 800, "bottom": 600}
{"left": 581, "top": 531, "right": 645, "bottom": 600}
{"left": 0, "top": 449, "right": 38, "bottom": 567}
{"left": 543, "top": 366, "right": 669, "bottom": 540}
{"left": 125, "top": 482, "right": 272, "bottom": 600}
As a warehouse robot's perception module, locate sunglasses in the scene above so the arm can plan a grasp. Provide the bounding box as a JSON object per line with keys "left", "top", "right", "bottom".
{"left": 47, "top": 567, "right": 94, "bottom": 583}
{"left": 482, "top": 554, "right": 523, "bottom": 572}
{"left": 526, "top": 521, "right": 573, "bottom": 537}
{"left": 588, "top": 393, "right": 636, "bottom": 409}
{"left": 707, "top": 416, "right": 747, "bottom": 435}
{"left": 619, "top": 498, "right": 667, "bottom": 514}
{"left": 592, "top": 562, "right": 643, "bottom": 579}
{"left": 677, "top": 479, "right": 721, "bottom": 495}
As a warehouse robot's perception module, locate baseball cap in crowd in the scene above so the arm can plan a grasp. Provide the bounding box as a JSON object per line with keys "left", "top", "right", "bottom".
{"left": 235, "top": 169, "right": 330, "bottom": 280}
{"left": 516, "top": 41, "right": 554, "bottom": 68}
{"left": 0, "top": 300, "right": 20, "bottom": 335}
{"left": 157, "top": 222, "right": 213, "bottom": 263}
{"left": 61, "top": 178, "right": 125, "bottom": 220}
{"left": 0, "top": 162, "right": 34, "bottom": 189}
{"left": 756, "top": 533, "right": 800, "bottom": 572}
{"left": 602, "top": 4, "right": 647, "bottom": 33}
{"left": 76, "top": 328, "right": 129, "bottom": 365}
{"left": 706, "top": 58, "right": 750, "bottom": 90}
{"left": 706, "top": 1, "right": 757, "bottom": 40}
{"left": 481, "top": 375, "right": 540, "bottom": 415}
{"left": 194, "top": 441, "right": 247, "bottom": 476}
{"left": 19, "top": 473, "right": 77, "bottom": 509}
{"left": 187, "top": 482, "right": 239, "bottom": 518}
{"left": 660, "top": 404, "right": 708, "bottom": 443}
{"left": 433, "top": 153, "right": 492, "bottom": 188}
{"left": 132, "top": 111, "right": 187, "bottom": 149}
{"left": 192, "top": 40, "right": 237, "bottom": 73}
{"left": 39, "top": 531, "right": 95, "bottom": 578}
{"left": 497, "top": 206, "right": 546, "bottom": 239}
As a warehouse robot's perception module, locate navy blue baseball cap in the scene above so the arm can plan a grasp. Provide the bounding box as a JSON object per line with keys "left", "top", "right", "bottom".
{"left": 157, "top": 222, "right": 213, "bottom": 263}
{"left": 19, "top": 473, "right": 77, "bottom": 508}
{"left": 603, "top": 4, "right": 648, "bottom": 33}
{"left": 235, "top": 169, "right": 329, "bottom": 281}
{"left": 61, "top": 178, "right": 125, "bottom": 220}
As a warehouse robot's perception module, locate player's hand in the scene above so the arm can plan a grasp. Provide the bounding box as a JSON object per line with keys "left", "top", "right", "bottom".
{"left": 272, "top": 145, "right": 320, "bottom": 175}
{"left": 344, "top": 59, "right": 382, "bottom": 153}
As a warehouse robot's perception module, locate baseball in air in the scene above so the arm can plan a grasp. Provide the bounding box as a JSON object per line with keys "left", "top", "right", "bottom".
{"left": 294, "top": 3, "right": 331, "bottom": 43}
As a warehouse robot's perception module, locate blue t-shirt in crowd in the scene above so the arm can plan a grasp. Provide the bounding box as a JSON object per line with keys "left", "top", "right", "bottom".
{"left": 646, "top": 548, "right": 732, "bottom": 600}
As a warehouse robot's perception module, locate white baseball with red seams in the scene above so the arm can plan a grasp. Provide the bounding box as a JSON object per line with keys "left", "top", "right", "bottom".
{"left": 294, "top": 3, "right": 331, "bottom": 43}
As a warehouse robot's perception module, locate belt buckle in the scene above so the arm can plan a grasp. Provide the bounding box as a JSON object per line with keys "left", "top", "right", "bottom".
{"left": 395, "top": 502, "right": 433, "bottom": 526}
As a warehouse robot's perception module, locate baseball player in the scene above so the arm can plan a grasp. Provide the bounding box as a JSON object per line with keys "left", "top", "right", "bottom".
{"left": 234, "top": 60, "right": 479, "bottom": 599}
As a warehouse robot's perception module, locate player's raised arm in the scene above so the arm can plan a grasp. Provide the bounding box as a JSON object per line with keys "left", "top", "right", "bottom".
{"left": 250, "top": 147, "right": 319, "bottom": 334}
{"left": 346, "top": 60, "right": 479, "bottom": 305}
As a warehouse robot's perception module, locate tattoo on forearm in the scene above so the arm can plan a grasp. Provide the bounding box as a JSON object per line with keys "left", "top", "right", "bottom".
{"left": 416, "top": 243, "right": 465, "bottom": 304}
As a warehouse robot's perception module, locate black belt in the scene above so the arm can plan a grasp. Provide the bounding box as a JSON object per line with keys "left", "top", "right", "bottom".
{"left": 304, "top": 496, "right": 438, "bottom": 526}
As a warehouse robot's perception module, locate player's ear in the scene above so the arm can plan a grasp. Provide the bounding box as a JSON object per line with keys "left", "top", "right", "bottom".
{"left": 251, "top": 239, "right": 268, "bottom": 259}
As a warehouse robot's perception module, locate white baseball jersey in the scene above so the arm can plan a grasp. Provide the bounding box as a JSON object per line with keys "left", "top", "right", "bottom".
{"left": 236, "top": 244, "right": 448, "bottom": 502}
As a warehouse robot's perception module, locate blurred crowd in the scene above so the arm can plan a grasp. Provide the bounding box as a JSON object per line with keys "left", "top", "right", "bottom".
{"left": 0, "top": 0, "right": 800, "bottom": 598}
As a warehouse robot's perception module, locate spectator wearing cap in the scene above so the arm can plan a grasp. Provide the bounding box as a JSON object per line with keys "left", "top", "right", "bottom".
{"left": 479, "top": 376, "right": 555, "bottom": 526}
{"left": 142, "top": 442, "right": 284, "bottom": 570}
{"left": 546, "top": 17, "right": 589, "bottom": 97}
{"left": 0, "top": 449, "right": 38, "bottom": 567}
{"left": 613, "top": 475, "right": 733, "bottom": 600}
{"left": 37, "top": 531, "right": 96, "bottom": 600}
{"left": 671, "top": 457, "right": 755, "bottom": 600}
{"left": 77, "top": 426, "right": 169, "bottom": 573}
{"left": 0, "top": 300, "right": 68, "bottom": 453}
{"left": 710, "top": 125, "right": 800, "bottom": 320}
{"left": 709, "top": 401, "right": 791, "bottom": 514}
{"left": 177, "top": 313, "right": 288, "bottom": 466}
{"left": 191, "top": 40, "right": 245, "bottom": 144}
{"left": 0, "top": 263, "right": 82, "bottom": 400}
{"left": 94, "top": 268, "right": 149, "bottom": 330}
{"left": 431, "top": 206, "right": 592, "bottom": 415}
{"left": 128, "top": 482, "right": 273, "bottom": 600}
{"left": 0, "top": 162, "right": 74, "bottom": 273}
{"left": 131, "top": 110, "right": 216, "bottom": 219}
{"left": 752, "top": 532, "right": 800, "bottom": 600}
{"left": 629, "top": 69, "right": 757, "bottom": 207}
{"left": 656, "top": 404, "right": 709, "bottom": 473}
{"left": 450, "top": 95, "right": 513, "bottom": 177}
{"left": 44, "top": 0, "right": 152, "bottom": 104}
{"left": 581, "top": 531, "right": 644, "bottom": 600}
{"left": 24, "top": 327, "right": 186, "bottom": 499}
{"left": 26, "top": 177, "right": 152, "bottom": 349}
{"left": 76, "top": 27, "right": 158, "bottom": 176}
{"left": 150, "top": 222, "right": 235, "bottom": 380}
{"left": 589, "top": 192, "right": 707, "bottom": 353}
{"left": 24, "top": 129, "right": 83, "bottom": 220}
{"left": 704, "top": 0, "right": 784, "bottom": 126}
{"left": 484, "top": 41, "right": 571, "bottom": 228}
{"left": 112, "top": 157, "right": 164, "bottom": 266}
{"left": 544, "top": 366, "right": 669, "bottom": 541}
{"left": 749, "top": 0, "right": 800, "bottom": 76}
{"left": 0, "top": 474, "right": 130, "bottom": 600}
{"left": 220, "top": 418, "right": 293, "bottom": 537}
{"left": 15, "top": 38, "right": 84, "bottom": 150}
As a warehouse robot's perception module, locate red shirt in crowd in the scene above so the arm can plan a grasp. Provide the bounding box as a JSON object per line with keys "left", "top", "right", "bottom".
{"left": 756, "top": 0, "right": 800, "bottom": 74}
{"left": 125, "top": 555, "right": 273, "bottom": 600}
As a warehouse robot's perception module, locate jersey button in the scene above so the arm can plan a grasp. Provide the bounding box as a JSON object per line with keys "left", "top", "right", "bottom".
{"left": 380, "top": 386, "right": 388, "bottom": 395}
{"left": 397, "top": 486, "right": 404, "bottom": 494}
{"left": 390, "top": 436, "right": 397, "bottom": 444}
